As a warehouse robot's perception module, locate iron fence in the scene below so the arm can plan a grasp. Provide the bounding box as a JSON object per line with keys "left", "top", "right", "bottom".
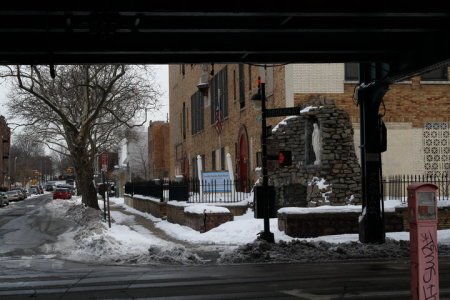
{"left": 383, "top": 174, "right": 450, "bottom": 203}
{"left": 125, "top": 178, "right": 253, "bottom": 203}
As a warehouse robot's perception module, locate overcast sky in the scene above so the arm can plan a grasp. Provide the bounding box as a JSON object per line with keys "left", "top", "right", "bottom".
{"left": 0, "top": 65, "right": 169, "bottom": 134}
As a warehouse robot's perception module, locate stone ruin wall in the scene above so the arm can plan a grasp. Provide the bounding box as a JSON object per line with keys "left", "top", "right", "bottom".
{"left": 266, "top": 96, "right": 361, "bottom": 208}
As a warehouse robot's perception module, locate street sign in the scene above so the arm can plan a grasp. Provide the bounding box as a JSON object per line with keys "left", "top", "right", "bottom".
{"left": 266, "top": 107, "right": 301, "bottom": 118}
{"left": 101, "top": 154, "right": 108, "bottom": 172}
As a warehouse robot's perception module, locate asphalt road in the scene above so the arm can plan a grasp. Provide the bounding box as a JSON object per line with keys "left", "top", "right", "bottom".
{"left": 1, "top": 194, "right": 450, "bottom": 299}
{"left": 0, "top": 256, "right": 449, "bottom": 299}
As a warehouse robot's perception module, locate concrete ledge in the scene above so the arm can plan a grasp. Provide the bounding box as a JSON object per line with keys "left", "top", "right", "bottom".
{"left": 278, "top": 211, "right": 404, "bottom": 238}
{"left": 396, "top": 206, "right": 450, "bottom": 231}
{"left": 124, "top": 195, "right": 166, "bottom": 218}
{"left": 184, "top": 211, "right": 234, "bottom": 233}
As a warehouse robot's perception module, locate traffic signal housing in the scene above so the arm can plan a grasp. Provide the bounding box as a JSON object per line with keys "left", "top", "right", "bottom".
{"left": 278, "top": 150, "right": 292, "bottom": 167}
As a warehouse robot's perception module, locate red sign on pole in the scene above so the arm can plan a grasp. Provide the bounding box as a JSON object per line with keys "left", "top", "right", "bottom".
{"left": 100, "top": 154, "right": 108, "bottom": 172}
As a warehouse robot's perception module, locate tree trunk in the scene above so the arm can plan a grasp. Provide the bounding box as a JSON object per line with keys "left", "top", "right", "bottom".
{"left": 73, "top": 153, "right": 100, "bottom": 210}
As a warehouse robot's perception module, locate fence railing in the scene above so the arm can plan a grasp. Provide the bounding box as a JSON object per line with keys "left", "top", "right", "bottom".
{"left": 383, "top": 174, "right": 450, "bottom": 203}
{"left": 125, "top": 178, "right": 253, "bottom": 203}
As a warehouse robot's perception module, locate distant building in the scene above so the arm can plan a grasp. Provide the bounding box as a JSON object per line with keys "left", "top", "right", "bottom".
{"left": 148, "top": 121, "right": 170, "bottom": 179}
{"left": 94, "top": 152, "right": 118, "bottom": 178}
{"left": 0, "top": 116, "right": 11, "bottom": 188}
{"left": 117, "top": 128, "right": 149, "bottom": 182}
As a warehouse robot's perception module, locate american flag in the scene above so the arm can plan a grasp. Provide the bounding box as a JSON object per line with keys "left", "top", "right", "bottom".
{"left": 214, "top": 105, "right": 222, "bottom": 135}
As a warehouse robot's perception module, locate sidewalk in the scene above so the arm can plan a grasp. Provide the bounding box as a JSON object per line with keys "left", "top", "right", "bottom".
{"left": 105, "top": 198, "right": 229, "bottom": 263}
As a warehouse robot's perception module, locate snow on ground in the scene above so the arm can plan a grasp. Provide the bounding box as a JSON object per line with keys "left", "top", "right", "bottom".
{"left": 43, "top": 197, "right": 203, "bottom": 265}
{"left": 41, "top": 196, "right": 450, "bottom": 265}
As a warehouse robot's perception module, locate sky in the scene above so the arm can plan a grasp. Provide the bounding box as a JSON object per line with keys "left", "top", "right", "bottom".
{"left": 0, "top": 65, "right": 170, "bottom": 133}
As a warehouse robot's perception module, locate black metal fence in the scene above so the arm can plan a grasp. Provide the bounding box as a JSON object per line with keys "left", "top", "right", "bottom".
{"left": 383, "top": 174, "right": 450, "bottom": 203}
{"left": 125, "top": 178, "right": 252, "bottom": 203}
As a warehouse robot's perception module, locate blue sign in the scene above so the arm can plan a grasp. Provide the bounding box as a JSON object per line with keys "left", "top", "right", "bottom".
{"left": 202, "top": 171, "right": 231, "bottom": 193}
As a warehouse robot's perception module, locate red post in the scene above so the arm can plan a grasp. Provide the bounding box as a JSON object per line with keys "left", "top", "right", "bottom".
{"left": 408, "top": 183, "right": 439, "bottom": 300}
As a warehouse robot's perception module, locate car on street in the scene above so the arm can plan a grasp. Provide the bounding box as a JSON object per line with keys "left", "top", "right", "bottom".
{"left": 53, "top": 188, "right": 71, "bottom": 200}
{"left": 28, "top": 187, "right": 39, "bottom": 195}
{"left": 45, "top": 183, "right": 55, "bottom": 191}
{"left": 0, "top": 192, "right": 9, "bottom": 207}
{"left": 56, "top": 184, "right": 76, "bottom": 195}
{"left": 10, "top": 188, "right": 27, "bottom": 200}
{"left": 31, "top": 185, "right": 43, "bottom": 194}
{"left": 6, "top": 190, "right": 22, "bottom": 202}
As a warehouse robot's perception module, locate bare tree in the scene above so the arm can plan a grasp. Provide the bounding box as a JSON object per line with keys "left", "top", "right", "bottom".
{"left": 1, "top": 65, "right": 160, "bottom": 209}
{"left": 126, "top": 128, "right": 149, "bottom": 181}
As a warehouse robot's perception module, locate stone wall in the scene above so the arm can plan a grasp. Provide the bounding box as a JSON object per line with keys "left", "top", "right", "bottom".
{"left": 267, "top": 96, "right": 361, "bottom": 208}
{"left": 278, "top": 211, "right": 404, "bottom": 238}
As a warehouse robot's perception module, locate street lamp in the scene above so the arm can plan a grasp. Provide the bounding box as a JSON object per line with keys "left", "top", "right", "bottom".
{"left": 251, "top": 76, "right": 275, "bottom": 243}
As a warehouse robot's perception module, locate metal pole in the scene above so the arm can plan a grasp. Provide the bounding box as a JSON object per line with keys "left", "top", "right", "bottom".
{"left": 107, "top": 183, "right": 111, "bottom": 228}
{"left": 259, "top": 82, "right": 274, "bottom": 243}
{"left": 102, "top": 172, "right": 106, "bottom": 221}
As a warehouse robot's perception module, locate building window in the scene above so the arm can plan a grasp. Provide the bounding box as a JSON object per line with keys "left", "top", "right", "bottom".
{"left": 220, "top": 147, "right": 225, "bottom": 170}
{"left": 192, "top": 157, "right": 198, "bottom": 178}
{"left": 212, "top": 150, "right": 216, "bottom": 170}
{"left": 421, "top": 67, "right": 448, "bottom": 81}
{"left": 191, "top": 90, "right": 204, "bottom": 135}
{"left": 345, "top": 63, "right": 359, "bottom": 81}
{"left": 210, "top": 66, "right": 228, "bottom": 124}
{"left": 182, "top": 102, "right": 186, "bottom": 140}
{"left": 239, "top": 64, "right": 245, "bottom": 109}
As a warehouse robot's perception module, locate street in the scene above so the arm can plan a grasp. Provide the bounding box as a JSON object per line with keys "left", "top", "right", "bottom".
{"left": 0, "top": 255, "right": 449, "bottom": 299}
{"left": 1, "top": 195, "right": 450, "bottom": 299}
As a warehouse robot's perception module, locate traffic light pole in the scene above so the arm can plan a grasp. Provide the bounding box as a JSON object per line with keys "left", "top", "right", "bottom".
{"left": 258, "top": 82, "right": 275, "bottom": 243}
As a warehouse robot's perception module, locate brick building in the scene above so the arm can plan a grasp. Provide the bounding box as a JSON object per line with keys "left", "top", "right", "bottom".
{"left": 0, "top": 116, "right": 11, "bottom": 188}
{"left": 148, "top": 121, "right": 170, "bottom": 179}
{"left": 169, "top": 63, "right": 450, "bottom": 186}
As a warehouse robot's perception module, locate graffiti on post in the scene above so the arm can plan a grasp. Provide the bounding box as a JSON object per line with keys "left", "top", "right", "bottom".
{"left": 420, "top": 230, "right": 438, "bottom": 300}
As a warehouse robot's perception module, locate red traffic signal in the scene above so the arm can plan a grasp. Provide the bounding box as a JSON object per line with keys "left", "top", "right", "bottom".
{"left": 278, "top": 150, "right": 292, "bottom": 167}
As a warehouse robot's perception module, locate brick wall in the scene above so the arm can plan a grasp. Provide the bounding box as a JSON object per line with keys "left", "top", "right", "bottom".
{"left": 148, "top": 121, "right": 170, "bottom": 179}
{"left": 0, "top": 116, "right": 10, "bottom": 188}
{"left": 169, "top": 64, "right": 287, "bottom": 182}
{"left": 170, "top": 64, "right": 449, "bottom": 183}
{"left": 278, "top": 211, "right": 404, "bottom": 238}
{"left": 294, "top": 75, "right": 450, "bottom": 128}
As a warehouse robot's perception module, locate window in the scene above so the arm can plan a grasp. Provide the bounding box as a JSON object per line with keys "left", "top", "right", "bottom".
{"left": 239, "top": 64, "right": 245, "bottom": 109}
{"left": 210, "top": 66, "right": 228, "bottom": 124}
{"left": 182, "top": 102, "right": 186, "bottom": 140}
{"left": 192, "top": 157, "right": 198, "bottom": 178}
{"left": 345, "top": 63, "right": 359, "bottom": 81}
{"left": 191, "top": 90, "right": 204, "bottom": 135}
{"left": 220, "top": 147, "right": 225, "bottom": 170}
{"left": 421, "top": 67, "right": 448, "bottom": 81}
{"left": 212, "top": 150, "right": 216, "bottom": 170}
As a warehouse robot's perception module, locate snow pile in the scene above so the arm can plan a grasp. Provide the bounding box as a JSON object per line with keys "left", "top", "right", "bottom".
{"left": 185, "top": 204, "right": 230, "bottom": 214}
{"left": 45, "top": 198, "right": 204, "bottom": 265}
{"left": 218, "top": 239, "right": 450, "bottom": 264}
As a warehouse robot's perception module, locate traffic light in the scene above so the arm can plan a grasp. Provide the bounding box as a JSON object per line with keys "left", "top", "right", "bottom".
{"left": 278, "top": 150, "right": 292, "bottom": 167}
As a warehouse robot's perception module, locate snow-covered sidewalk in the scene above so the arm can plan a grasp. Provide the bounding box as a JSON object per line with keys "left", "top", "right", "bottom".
{"left": 40, "top": 196, "right": 450, "bottom": 265}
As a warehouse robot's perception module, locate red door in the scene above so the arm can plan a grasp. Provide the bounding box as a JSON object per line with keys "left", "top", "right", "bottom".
{"left": 239, "top": 133, "right": 249, "bottom": 192}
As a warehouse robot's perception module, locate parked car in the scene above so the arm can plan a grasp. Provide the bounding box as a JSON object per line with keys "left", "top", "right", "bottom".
{"left": 0, "top": 192, "right": 9, "bottom": 207}
{"left": 6, "top": 190, "right": 21, "bottom": 202}
{"left": 56, "top": 184, "right": 76, "bottom": 195}
{"left": 28, "top": 187, "right": 39, "bottom": 195}
{"left": 10, "top": 188, "right": 26, "bottom": 200}
{"left": 31, "top": 185, "right": 43, "bottom": 194}
{"left": 53, "top": 188, "right": 71, "bottom": 200}
{"left": 45, "top": 183, "right": 55, "bottom": 191}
